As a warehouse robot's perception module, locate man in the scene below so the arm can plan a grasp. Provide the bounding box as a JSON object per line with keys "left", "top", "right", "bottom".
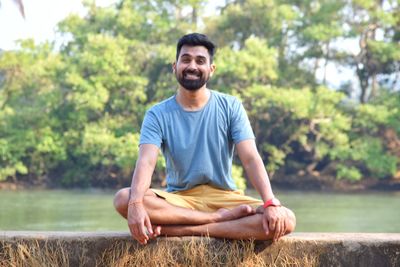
{"left": 114, "top": 33, "right": 296, "bottom": 245}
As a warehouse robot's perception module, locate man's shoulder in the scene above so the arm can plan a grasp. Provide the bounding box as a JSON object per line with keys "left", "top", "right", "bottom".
{"left": 211, "top": 90, "right": 238, "bottom": 102}
{"left": 211, "top": 90, "right": 242, "bottom": 111}
{"left": 148, "top": 95, "right": 177, "bottom": 114}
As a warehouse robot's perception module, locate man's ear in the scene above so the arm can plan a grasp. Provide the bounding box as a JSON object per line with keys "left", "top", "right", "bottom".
{"left": 172, "top": 62, "right": 176, "bottom": 73}
{"left": 210, "top": 63, "right": 216, "bottom": 77}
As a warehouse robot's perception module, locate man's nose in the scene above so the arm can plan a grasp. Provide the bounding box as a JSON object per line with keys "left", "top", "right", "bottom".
{"left": 187, "top": 60, "right": 198, "bottom": 70}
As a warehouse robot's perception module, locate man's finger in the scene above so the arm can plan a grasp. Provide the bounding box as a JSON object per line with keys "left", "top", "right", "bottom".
{"left": 130, "top": 224, "right": 139, "bottom": 239}
{"left": 280, "top": 209, "right": 289, "bottom": 238}
{"left": 262, "top": 216, "right": 269, "bottom": 236}
{"left": 281, "top": 220, "right": 287, "bottom": 238}
{"left": 133, "top": 223, "right": 147, "bottom": 245}
{"left": 273, "top": 220, "right": 281, "bottom": 242}
{"left": 269, "top": 216, "right": 276, "bottom": 232}
{"left": 140, "top": 223, "right": 149, "bottom": 242}
{"left": 128, "top": 224, "right": 135, "bottom": 237}
{"left": 275, "top": 216, "right": 282, "bottom": 241}
{"left": 145, "top": 216, "right": 153, "bottom": 236}
{"left": 133, "top": 224, "right": 142, "bottom": 242}
{"left": 278, "top": 220, "right": 285, "bottom": 240}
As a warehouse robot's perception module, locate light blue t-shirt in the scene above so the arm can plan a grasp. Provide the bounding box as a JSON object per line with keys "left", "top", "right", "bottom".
{"left": 139, "top": 90, "right": 255, "bottom": 192}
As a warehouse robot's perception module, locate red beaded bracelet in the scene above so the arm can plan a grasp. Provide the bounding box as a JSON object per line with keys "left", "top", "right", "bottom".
{"left": 263, "top": 198, "right": 281, "bottom": 208}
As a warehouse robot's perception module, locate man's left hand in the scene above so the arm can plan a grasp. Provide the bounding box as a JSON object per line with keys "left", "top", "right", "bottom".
{"left": 262, "top": 206, "right": 290, "bottom": 242}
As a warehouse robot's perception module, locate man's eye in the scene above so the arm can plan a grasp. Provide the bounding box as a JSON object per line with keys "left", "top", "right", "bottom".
{"left": 197, "top": 59, "right": 205, "bottom": 64}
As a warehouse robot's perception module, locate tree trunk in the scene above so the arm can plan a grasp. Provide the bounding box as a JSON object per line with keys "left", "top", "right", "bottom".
{"left": 370, "top": 73, "right": 378, "bottom": 100}
{"left": 192, "top": 6, "right": 197, "bottom": 26}
{"left": 323, "top": 41, "right": 331, "bottom": 85}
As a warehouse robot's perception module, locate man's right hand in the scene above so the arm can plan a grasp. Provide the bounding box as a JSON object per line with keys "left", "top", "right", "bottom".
{"left": 127, "top": 201, "right": 153, "bottom": 245}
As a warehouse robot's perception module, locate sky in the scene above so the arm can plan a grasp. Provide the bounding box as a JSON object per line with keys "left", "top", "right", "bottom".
{"left": 0, "top": 0, "right": 224, "bottom": 51}
{"left": 0, "top": 0, "right": 117, "bottom": 50}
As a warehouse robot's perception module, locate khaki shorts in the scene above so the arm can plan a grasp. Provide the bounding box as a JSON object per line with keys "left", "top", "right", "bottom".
{"left": 151, "top": 184, "right": 263, "bottom": 212}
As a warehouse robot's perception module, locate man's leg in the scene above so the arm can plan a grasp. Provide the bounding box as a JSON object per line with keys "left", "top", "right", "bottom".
{"left": 159, "top": 208, "right": 296, "bottom": 240}
{"left": 114, "top": 188, "right": 255, "bottom": 225}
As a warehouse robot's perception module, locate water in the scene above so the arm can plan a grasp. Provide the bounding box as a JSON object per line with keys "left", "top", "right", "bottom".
{"left": 0, "top": 189, "right": 126, "bottom": 231}
{"left": 276, "top": 190, "right": 400, "bottom": 233}
{"left": 0, "top": 189, "right": 399, "bottom": 232}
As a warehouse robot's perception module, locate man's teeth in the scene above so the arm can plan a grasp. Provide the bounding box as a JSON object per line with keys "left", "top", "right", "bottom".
{"left": 185, "top": 74, "right": 199, "bottom": 79}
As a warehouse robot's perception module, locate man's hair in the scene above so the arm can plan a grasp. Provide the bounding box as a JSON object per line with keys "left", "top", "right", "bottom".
{"left": 176, "top": 33, "right": 216, "bottom": 63}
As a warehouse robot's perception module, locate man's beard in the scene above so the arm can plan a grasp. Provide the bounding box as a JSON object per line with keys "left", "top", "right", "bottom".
{"left": 176, "top": 69, "right": 210, "bottom": 91}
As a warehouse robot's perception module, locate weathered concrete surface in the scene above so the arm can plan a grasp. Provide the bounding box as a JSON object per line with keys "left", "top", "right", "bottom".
{"left": 1, "top": 231, "right": 399, "bottom": 266}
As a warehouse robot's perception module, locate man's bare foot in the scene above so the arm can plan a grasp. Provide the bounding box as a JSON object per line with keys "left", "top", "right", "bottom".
{"left": 214, "top": 204, "right": 255, "bottom": 222}
{"left": 256, "top": 205, "right": 264, "bottom": 214}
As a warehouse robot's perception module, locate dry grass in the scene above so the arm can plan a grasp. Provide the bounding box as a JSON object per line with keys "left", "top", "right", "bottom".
{"left": 98, "top": 238, "right": 266, "bottom": 266}
{"left": 0, "top": 238, "right": 319, "bottom": 267}
{"left": 0, "top": 240, "right": 69, "bottom": 267}
{"left": 98, "top": 237, "right": 319, "bottom": 267}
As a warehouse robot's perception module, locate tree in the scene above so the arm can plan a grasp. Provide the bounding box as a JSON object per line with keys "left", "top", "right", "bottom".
{"left": 0, "top": 40, "right": 64, "bottom": 182}
{"left": 342, "top": 0, "right": 400, "bottom": 103}
{"left": 0, "top": 0, "right": 399, "bottom": 189}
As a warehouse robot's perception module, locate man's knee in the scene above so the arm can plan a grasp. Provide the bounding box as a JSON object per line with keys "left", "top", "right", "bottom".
{"left": 113, "top": 188, "right": 157, "bottom": 217}
{"left": 113, "top": 188, "right": 130, "bottom": 217}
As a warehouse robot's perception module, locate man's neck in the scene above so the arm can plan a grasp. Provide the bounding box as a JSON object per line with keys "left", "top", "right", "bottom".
{"left": 176, "top": 87, "right": 210, "bottom": 111}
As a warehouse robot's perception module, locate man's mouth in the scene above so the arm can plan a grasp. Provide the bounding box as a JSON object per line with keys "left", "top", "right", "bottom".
{"left": 183, "top": 71, "right": 201, "bottom": 80}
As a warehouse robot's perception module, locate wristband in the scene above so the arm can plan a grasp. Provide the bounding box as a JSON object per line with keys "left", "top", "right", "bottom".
{"left": 263, "top": 198, "right": 281, "bottom": 208}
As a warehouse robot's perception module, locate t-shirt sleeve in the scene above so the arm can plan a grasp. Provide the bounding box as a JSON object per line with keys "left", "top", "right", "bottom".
{"left": 230, "top": 99, "right": 255, "bottom": 144}
{"left": 139, "top": 109, "right": 163, "bottom": 148}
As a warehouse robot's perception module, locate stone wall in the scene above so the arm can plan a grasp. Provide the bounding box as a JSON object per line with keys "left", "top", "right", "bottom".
{"left": 1, "top": 232, "right": 399, "bottom": 266}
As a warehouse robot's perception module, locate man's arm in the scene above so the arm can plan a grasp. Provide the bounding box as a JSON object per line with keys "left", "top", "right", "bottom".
{"left": 128, "top": 144, "right": 159, "bottom": 245}
{"left": 236, "top": 139, "right": 290, "bottom": 241}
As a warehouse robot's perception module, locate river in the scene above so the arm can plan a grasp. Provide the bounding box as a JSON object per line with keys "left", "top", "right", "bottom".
{"left": 0, "top": 189, "right": 399, "bottom": 232}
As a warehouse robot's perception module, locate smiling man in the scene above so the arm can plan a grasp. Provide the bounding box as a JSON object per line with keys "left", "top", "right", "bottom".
{"left": 113, "top": 33, "right": 296, "bottom": 245}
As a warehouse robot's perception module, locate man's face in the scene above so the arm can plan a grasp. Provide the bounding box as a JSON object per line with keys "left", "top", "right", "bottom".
{"left": 173, "top": 45, "right": 216, "bottom": 91}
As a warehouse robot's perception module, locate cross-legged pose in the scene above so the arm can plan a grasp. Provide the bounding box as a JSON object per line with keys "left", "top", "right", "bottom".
{"left": 114, "top": 33, "right": 296, "bottom": 245}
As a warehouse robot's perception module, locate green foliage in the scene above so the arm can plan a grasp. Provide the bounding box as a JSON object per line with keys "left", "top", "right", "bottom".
{"left": 79, "top": 121, "right": 139, "bottom": 169}
{"left": 349, "top": 138, "right": 397, "bottom": 178}
{"left": 353, "top": 103, "right": 396, "bottom": 132}
{"left": 240, "top": 85, "right": 355, "bottom": 179}
{"left": 0, "top": 0, "right": 399, "bottom": 188}
{"left": 213, "top": 37, "right": 278, "bottom": 92}
{"left": 367, "top": 41, "right": 400, "bottom": 73}
{"left": 231, "top": 164, "right": 246, "bottom": 192}
{"left": 262, "top": 144, "right": 286, "bottom": 175}
{"left": 334, "top": 93, "right": 400, "bottom": 180}
{"left": 336, "top": 165, "right": 362, "bottom": 181}
{"left": 0, "top": 40, "right": 65, "bottom": 182}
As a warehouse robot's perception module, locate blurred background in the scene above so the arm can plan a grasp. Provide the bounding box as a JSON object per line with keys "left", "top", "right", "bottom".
{"left": 0, "top": 0, "right": 399, "bottom": 233}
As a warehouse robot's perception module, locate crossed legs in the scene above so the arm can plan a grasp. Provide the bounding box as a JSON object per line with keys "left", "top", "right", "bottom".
{"left": 113, "top": 188, "right": 296, "bottom": 240}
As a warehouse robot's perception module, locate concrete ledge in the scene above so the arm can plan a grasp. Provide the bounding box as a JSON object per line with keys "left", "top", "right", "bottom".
{"left": 1, "top": 232, "right": 399, "bottom": 266}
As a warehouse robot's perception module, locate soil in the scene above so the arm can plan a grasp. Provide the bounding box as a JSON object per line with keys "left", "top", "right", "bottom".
{"left": 2, "top": 175, "right": 400, "bottom": 192}
{"left": 270, "top": 174, "right": 400, "bottom": 192}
